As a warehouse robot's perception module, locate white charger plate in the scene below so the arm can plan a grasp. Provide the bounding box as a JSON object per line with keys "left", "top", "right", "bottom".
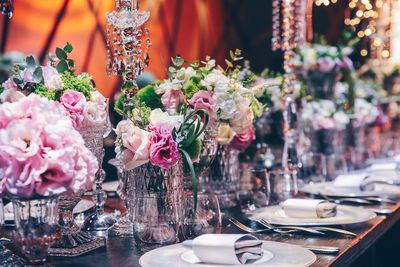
{"left": 248, "top": 205, "right": 376, "bottom": 226}
{"left": 300, "top": 182, "right": 400, "bottom": 198}
{"left": 139, "top": 241, "right": 316, "bottom": 267}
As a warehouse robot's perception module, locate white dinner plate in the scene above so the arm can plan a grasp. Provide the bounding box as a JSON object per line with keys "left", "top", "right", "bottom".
{"left": 300, "top": 182, "right": 400, "bottom": 198}
{"left": 139, "top": 241, "right": 316, "bottom": 267}
{"left": 3, "top": 199, "right": 95, "bottom": 221}
{"left": 248, "top": 205, "right": 376, "bottom": 226}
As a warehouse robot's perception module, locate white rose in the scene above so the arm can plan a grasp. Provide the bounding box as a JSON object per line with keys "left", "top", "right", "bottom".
{"left": 83, "top": 102, "right": 107, "bottom": 126}
{"left": 333, "top": 111, "right": 350, "bottom": 130}
{"left": 217, "top": 123, "right": 236, "bottom": 145}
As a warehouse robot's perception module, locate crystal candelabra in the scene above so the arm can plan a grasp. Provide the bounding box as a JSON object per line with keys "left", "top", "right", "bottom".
{"left": 106, "top": 0, "right": 152, "bottom": 90}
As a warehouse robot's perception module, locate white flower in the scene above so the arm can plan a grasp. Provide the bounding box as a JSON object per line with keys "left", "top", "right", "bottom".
{"left": 149, "top": 109, "right": 183, "bottom": 130}
{"left": 155, "top": 81, "right": 174, "bottom": 95}
{"left": 333, "top": 111, "right": 350, "bottom": 130}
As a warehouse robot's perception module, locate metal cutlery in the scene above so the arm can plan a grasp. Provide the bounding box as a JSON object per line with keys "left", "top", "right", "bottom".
{"left": 302, "top": 245, "right": 340, "bottom": 255}
{"left": 229, "top": 218, "right": 277, "bottom": 234}
{"left": 318, "top": 193, "right": 397, "bottom": 205}
{"left": 257, "top": 219, "right": 357, "bottom": 236}
{"left": 360, "top": 179, "right": 400, "bottom": 191}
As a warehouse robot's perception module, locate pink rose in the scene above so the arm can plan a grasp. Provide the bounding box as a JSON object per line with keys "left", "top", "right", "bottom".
{"left": 230, "top": 127, "right": 255, "bottom": 152}
{"left": 188, "top": 90, "right": 215, "bottom": 116}
{"left": 149, "top": 125, "right": 180, "bottom": 169}
{"left": 161, "top": 89, "right": 185, "bottom": 111}
{"left": 60, "top": 90, "right": 87, "bottom": 129}
{"left": 114, "top": 120, "right": 151, "bottom": 170}
{"left": 317, "top": 57, "right": 336, "bottom": 73}
{"left": 336, "top": 57, "right": 353, "bottom": 71}
{"left": 42, "top": 65, "right": 63, "bottom": 90}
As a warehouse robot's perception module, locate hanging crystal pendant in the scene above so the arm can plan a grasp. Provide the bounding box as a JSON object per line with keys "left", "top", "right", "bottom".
{"left": 0, "top": 0, "right": 13, "bottom": 18}
{"left": 106, "top": 0, "right": 152, "bottom": 89}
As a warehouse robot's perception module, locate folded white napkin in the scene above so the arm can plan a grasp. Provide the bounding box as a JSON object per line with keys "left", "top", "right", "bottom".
{"left": 182, "top": 234, "right": 264, "bottom": 265}
{"left": 282, "top": 199, "right": 337, "bottom": 218}
{"left": 333, "top": 173, "right": 369, "bottom": 188}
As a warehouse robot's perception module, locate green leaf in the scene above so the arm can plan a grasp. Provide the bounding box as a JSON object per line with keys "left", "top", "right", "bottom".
{"left": 56, "top": 48, "right": 67, "bottom": 60}
{"left": 33, "top": 67, "right": 43, "bottom": 83}
{"left": 179, "top": 148, "right": 198, "bottom": 217}
{"left": 68, "top": 59, "right": 75, "bottom": 67}
{"left": 229, "top": 50, "right": 235, "bottom": 60}
{"left": 26, "top": 56, "right": 36, "bottom": 68}
{"left": 56, "top": 60, "right": 68, "bottom": 73}
{"left": 63, "top": 43, "right": 73, "bottom": 53}
{"left": 225, "top": 59, "right": 233, "bottom": 68}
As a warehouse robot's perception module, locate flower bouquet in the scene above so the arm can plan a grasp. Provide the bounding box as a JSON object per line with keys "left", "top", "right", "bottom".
{"left": 0, "top": 94, "right": 97, "bottom": 263}
{"left": 292, "top": 43, "right": 353, "bottom": 100}
{"left": 112, "top": 68, "right": 209, "bottom": 243}
{"left": 0, "top": 44, "right": 111, "bottom": 255}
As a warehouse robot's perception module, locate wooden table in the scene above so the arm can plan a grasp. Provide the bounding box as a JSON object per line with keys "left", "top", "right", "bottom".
{"left": 6, "top": 200, "right": 400, "bottom": 267}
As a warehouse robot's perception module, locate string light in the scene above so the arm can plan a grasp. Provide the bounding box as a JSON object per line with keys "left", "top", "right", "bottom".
{"left": 360, "top": 49, "right": 368, "bottom": 56}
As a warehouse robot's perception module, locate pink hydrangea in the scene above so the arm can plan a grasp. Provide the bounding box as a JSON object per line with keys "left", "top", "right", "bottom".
{"left": 230, "top": 127, "right": 255, "bottom": 152}
{"left": 0, "top": 94, "right": 98, "bottom": 198}
{"left": 60, "top": 90, "right": 87, "bottom": 129}
{"left": 148, "top": 125, "right": 180, "bottom": 169}
{"left": 42, "top": 65, "right": 63, "bottom": 90}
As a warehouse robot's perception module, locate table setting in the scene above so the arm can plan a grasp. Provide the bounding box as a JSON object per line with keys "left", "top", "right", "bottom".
{"left": 1, "top": 0, "right": 400, "bottom": 267}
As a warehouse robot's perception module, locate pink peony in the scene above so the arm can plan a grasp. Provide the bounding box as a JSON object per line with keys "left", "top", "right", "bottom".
{"left": 161, "top": 89, "right": 185, "bottom": 111}
{"left": 317, "top": 57, "right": 336, "bottom": 73}
{"left": 0, "top": 94, "right": 98, "bottom": 198}
{"left": 114, "top": 120, "right": 151, "bottom": 170}
{"left": 188, "top": 90, "right": 215, "bottom": 116}
{"left": 336, "top": 57, "right": 353, "bottom": 71}
{"left": 149, "top": 125, "right": 180, "bottom": 169}
{"left": 230, "top": 127, "right": 255, "bottom": 152}
{"left": 60, "top": 90, "right": 87, "bottom": 129}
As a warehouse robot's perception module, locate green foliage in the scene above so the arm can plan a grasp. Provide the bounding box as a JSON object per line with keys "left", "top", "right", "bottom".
{"left": 186, "top": 138, "right": 202, "bottom": 161}
{"left": 34, "top": 83, "right": 58, "bottom": 100}
{"left": 126, "top": 99, "right": 152, "bottom": 128}
{"left": 52, "top": 42, "right": 75, "bottom": 74}
{"left": 0, "top": 85, "right": 3, "bottom": 95}
{"left": 183, "top": 76, "right": 201, "bottom": 99}
{"left": 134, "top": 84, "right": 163, "bottom": 109}
{"left": 114, "top": 93, "right": 125, "bottom": 115}
{"left": 61, "top": 72, "right": 93, "bottom": 100}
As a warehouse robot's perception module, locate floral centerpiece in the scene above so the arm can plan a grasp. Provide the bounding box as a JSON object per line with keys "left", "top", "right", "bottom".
{"left": 292, "top": 43, "right": 353, "bottom": 100}
{"left": 0, "top": 94, "right": 97, "bottom": 263}
{"left": 0, "top": 44, "right": 111, "bottom": 255}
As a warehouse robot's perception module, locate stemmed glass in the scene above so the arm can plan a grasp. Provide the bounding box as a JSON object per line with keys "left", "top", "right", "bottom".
{"left": 181, "top": 194, "right": 222, "bottom": 240}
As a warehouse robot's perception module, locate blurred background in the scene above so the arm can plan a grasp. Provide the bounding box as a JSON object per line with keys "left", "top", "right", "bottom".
{"left": 0, "top": 0, "right": 356, "bottom": 98}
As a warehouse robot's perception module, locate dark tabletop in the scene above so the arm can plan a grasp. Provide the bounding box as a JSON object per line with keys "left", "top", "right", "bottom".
{"left": 5, "top": 199, "right": 400, "bottom": 267}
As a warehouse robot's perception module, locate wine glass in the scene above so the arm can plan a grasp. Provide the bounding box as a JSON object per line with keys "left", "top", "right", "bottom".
{"left": 298, "top": 152, "right": 327, "bottom": 184}
{"left": 181, "top": 193, "right": 222, "bottom": 240}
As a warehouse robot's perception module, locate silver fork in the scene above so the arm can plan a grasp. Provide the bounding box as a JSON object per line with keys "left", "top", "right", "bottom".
{"left": 257, "top": 219, "right": 326, "bottom": 235}
{"left": 229, "top": 218, "right": 325, "bottom": 235}
{"left": 258, "top": 219, "right": 356, "bottom": 236}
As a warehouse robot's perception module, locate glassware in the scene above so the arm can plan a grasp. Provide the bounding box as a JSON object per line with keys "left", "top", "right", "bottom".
{"left": 181, "top": 194, "right": 222, "bottom": 240}
{"left": 238, "top": 166, "right": 271, "bottom": 211}
{"left": 202, "top": 145, "right": 240, "bottom": 209}
{"left": 306, "top": 70, "right": 337, "bottom": 100}
{"left": 270, "top": 170, "right": 298, "bottom": 204}
{"left": 12, "top": 197, "right": 59, "bottom": 265}
{"left": 107, "top": 169, "right": 134, "bottom": 237}
{"left": 49, "top": 192, "right": 105, "bottom": 257}
{"left": 82, "top": 108, "right": 117, "bottom": 235}
{"left": 299, "top": 152, "right": 327, "bottom": 184}
{"left": 126, "top": 162, "right": 184, "bottom": 245}
{"left": 0, "top": 199, "right": 26, "bottom": 267}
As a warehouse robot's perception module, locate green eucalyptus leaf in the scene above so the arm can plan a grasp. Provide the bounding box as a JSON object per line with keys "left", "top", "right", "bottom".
{"left": 68, "top": 59, "right": 75, "bottom": 67}
{"left": 56, "top": 48, "right": 67, "bottom": 60}
{"left": 56, "top": 60, "right": 68, "bottom": 73}
{"left": 63, "top": 43, "right": 73, "bottom": 53}
{"left": 225, "top": 59, "right": 233, "bottom": 68}
{"left": 33, "top": 67, "right": 43, "bottom": 83}
{"left": 229, "top": 50, "right": 235, "bottom": 60}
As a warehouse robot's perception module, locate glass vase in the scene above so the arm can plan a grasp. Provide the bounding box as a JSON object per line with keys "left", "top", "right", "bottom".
{"left": 11, "top": 197, "right": 58, "bottom": 265}
{"left": 202, "top": 145, "right": 240, "bottom": 209}
{"left": 310, "top": 128, "right": 336, "bottom": 156}
{"left": 49, "top": 192, "right": 105, "bottom": 257}
{"left": 81, "top": 121, "right": 117, "bottom": 234}
{"left": 126, "top": 162, "right": 184, "bottom": 245}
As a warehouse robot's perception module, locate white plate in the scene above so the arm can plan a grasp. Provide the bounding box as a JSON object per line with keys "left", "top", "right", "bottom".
{"left": 3, "top": 199, "right": 95, "bottom": 221}
{"left": 102, "top": 181, "right": 119, "bottom": 192}
{"left": 300, "top": 182, "right": 400, "bottom": 198}
{"left": 248, "top": 205, "right": 376, "bottom": 226}
{"left": 139, "top": 241, "right": 316, "bottom": 267}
